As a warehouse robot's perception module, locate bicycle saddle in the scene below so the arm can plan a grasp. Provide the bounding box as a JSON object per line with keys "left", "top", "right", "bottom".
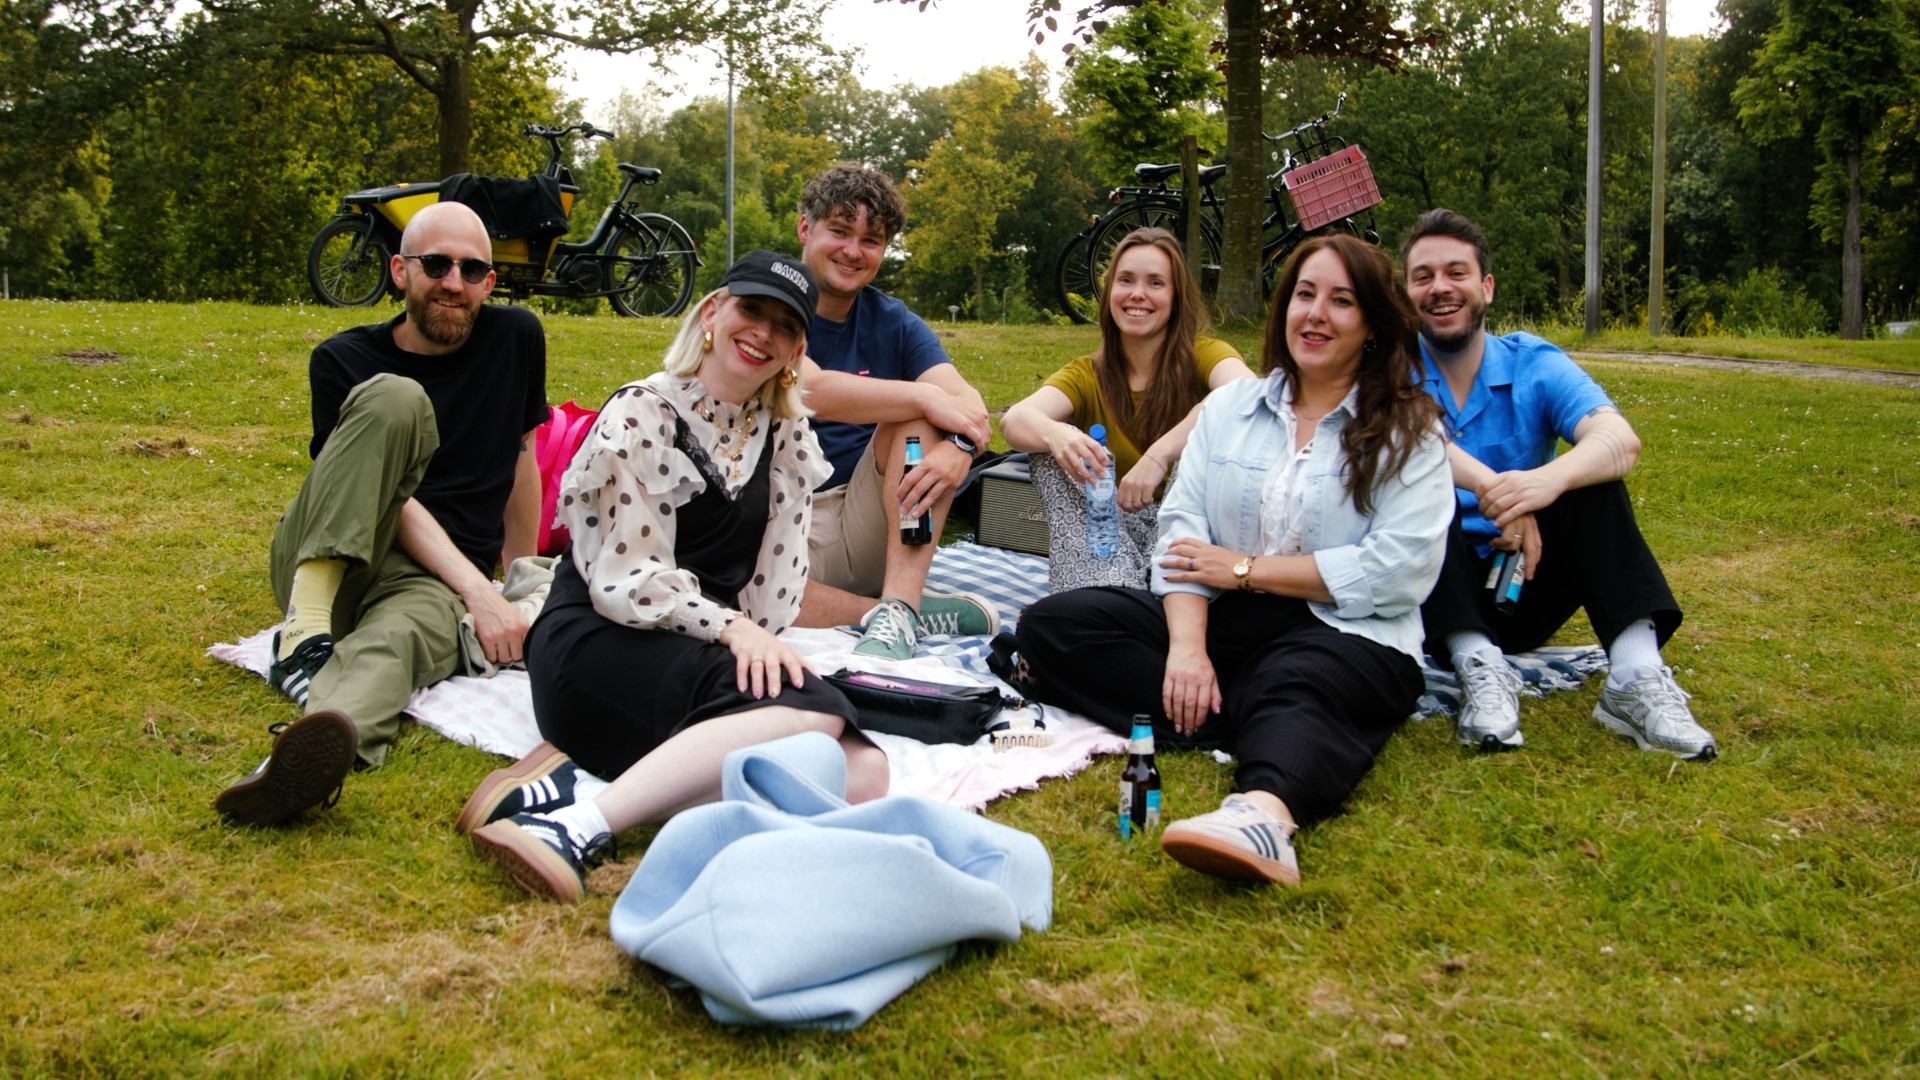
{"left": 618, "top": 164, "right": 662, "bottom": 183}
{"left": 1132, "top": 162, "right": 1226, "bottom": 186}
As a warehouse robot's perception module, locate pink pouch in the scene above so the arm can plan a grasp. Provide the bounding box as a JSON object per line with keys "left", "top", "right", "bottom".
{"left": 534, "top": 400, "right": 599, "bottom": 556}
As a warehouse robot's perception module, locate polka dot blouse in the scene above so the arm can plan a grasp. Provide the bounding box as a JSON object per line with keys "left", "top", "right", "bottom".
{"left": 559, "top": 373, "right": 830, "bottom": 641}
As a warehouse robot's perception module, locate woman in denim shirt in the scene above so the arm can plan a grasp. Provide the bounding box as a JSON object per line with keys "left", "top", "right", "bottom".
{"left": 1016, "top": 234, "right": 1454, "bottom": 886}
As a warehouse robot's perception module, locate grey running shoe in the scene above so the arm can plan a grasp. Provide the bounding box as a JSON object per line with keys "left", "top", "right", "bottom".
{"left": 1455, "top": 652, "right": 1524, "bottom": 752}
{"left": 453, "top": 742, "right": 582, "bottom": 835}
{"left": 214, "top": 709, "right": 358, "bottom": 826}
{"left": 852, "top": 598, "right": 920, "bottom": 661}
{"left": 1594, "top": 665, "right": 1717, "bottom": 761}
{"left": 1158, "top": 794, "right": 1300, "bottom": 886}
{"left": 917, "top": 590, "right": 1000, "bottom": 637}
{"left": 471, "top": 812, "right": 615, "bottom": 903}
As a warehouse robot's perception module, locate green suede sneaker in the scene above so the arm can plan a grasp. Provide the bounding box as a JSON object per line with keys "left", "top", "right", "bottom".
{"left": 852, "top": 598, "right": 920, "bottom": 661}
{"left": 916, "top": 589, "right": 1000, "bottom": 638}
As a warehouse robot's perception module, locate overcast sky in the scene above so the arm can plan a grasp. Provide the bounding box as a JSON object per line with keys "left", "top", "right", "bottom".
{"left": 559, "top": 0, "right": 1728, "bottom": 120}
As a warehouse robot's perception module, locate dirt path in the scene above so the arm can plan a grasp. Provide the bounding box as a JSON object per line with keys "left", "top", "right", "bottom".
{"left": 1571, "top": 350, "right": 1920, "bottom": 389}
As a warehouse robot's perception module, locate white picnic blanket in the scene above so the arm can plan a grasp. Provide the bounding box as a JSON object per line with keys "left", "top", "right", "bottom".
{"left": 207, "top": 542, "right": 1607, "bottom": 810}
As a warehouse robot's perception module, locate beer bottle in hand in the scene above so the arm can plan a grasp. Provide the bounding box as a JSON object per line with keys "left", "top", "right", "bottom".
{"left": 1118, "top": 715, "right": 1162, "bottom": 839}
{"left": 899, "top": 436, "right": 933, "bottom": 545}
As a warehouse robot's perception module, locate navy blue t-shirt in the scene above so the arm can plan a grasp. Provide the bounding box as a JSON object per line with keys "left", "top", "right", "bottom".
{"left": 309, "top": 304, "right": 548, "bottom": 574}
{"left": 808, "top": 286, "right": 950, "bottom": 490}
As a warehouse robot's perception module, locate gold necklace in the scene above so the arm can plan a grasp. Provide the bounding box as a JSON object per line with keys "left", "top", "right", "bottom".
{"left": 691, "top": 394, "right": 761, "bottom": 464}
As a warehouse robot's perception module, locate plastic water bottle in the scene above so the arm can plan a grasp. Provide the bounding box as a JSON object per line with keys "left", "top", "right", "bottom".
{"left": 1084, "top": 424, "right": 1119, "bottom": 560}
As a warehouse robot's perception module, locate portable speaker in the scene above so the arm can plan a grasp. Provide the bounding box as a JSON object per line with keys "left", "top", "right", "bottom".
{"left": 975, "top": 458, "right": 1050, "bottom": 556}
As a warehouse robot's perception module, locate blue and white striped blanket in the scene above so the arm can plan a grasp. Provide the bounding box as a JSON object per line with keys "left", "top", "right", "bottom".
{"left": 918, "top": 541, "right": 1608, "bottom": 715}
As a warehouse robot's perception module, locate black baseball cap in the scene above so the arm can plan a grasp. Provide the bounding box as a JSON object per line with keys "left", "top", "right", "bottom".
{"left": 721, "top": 250, "right": 816, "bottom": 324}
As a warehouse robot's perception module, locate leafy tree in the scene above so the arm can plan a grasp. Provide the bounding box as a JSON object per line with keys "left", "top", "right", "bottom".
{"left": 801, "top": 75, "right": 952, "bottom": 180}
{"left": 192, "top": 0, "right": 836, "bottom": 176}
{"left": 95, "top": 13, "right": 556, "bottom": 302}
{"left": 905, "top": 68, "right": 1034, "bottom": 315}
{"left": 1064, "top": 0, "right": 1224, "bottom": 185}
{"left": 0, "top": 0, "right": 172, "bottom": 295}
{"left": 1012, "top": 0, "right": 1430, "bottom": 319}
{"left": 1733, "top": 0, "right": 1918, "bottom": 337}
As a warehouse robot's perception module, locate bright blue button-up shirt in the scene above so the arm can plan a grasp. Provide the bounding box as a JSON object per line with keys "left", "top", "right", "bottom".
{"left": 1152, "top": 373, "right": 1455, "bottom": 660}
{"left": 1419, "top": 331, "right": 1614, "bottom": 545}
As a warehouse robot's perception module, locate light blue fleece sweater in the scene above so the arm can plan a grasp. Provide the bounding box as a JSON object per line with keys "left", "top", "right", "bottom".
{"left": 607, "top": 731, "right": 1053, "bottom": 1029}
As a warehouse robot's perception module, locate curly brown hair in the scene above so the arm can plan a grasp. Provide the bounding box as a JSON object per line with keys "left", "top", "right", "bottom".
{"left": 1094, "top": 227, "right": 1210, "bottom": 451}
{"left": 1261, "top": 233, "right": 1440, "bottom": 516}
{"left": 798, "top": 164, "right": 908, "bottom": 243}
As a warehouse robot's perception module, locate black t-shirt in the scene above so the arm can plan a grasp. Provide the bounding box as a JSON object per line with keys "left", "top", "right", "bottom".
{"left": 309, "top": 304, "right": 549, "bottom": 574}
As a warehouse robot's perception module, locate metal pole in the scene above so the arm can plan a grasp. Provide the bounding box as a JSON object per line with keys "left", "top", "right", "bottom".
{"left": 1585, "top": 0, "right": 1604, "bottom": 336}
{"left": 1647, "top": 0, "right": 1668, "bottom": 336}
{"left": 1180, "top": 135, "right": 1201, "bottom": 266}
{"left": 725, "top": 40, "right": 736, "bottom": 268}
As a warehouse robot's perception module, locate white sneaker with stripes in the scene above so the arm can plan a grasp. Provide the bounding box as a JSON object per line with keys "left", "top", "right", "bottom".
{"left": 1159, "top": 793, "right": 1301, "bottom": 886}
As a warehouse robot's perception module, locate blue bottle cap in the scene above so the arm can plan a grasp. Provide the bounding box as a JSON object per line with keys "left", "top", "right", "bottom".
{"left": 1089, "top": 423, "right": 1107, "bottom": 444}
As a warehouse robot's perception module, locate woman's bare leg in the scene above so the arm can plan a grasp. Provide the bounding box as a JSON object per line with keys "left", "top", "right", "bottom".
{"left": 590, "top": 707, "right": 886, "bottom": 831}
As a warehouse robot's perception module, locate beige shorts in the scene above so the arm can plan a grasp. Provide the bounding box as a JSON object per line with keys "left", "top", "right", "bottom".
{"left": 807, "top": 436, "right": 889, "bottom": 597}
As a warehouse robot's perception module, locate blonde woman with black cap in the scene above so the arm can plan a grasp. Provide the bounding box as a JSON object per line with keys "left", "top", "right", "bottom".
{"left": 461, "top": 252, "right": 888, "bottom": 902}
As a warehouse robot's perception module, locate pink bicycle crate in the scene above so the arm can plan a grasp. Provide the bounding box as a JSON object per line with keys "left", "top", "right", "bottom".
{"left": 1282, "top": 145, "right": 1382, "bottom": 231}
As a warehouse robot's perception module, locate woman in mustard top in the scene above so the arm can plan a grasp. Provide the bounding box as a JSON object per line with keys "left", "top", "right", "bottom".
{"left": 1002, "top": 228, "right": 1254, "bottom": 587}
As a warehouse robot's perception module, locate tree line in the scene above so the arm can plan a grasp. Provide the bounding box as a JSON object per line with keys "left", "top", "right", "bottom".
{"left": 2, "top": 0, "right": 1914, "bottom": 335}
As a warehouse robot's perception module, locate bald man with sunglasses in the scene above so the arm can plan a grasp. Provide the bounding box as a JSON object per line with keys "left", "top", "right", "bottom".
{"left": 215, "top": 201, "right": 549, "bottom": 827}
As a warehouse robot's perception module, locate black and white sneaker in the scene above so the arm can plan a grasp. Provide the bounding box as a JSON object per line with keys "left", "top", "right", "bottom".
{"left": 471, "top": 812, "right": 615, "bottom": 903}
{"left": 213, "top": 709, "right": 358, "bottom": 827}
{"left": 267, "top": 631, "right": 334, "bottom": 709}
{"left": 453, "top": 742, "right": 583, "bottom": 835}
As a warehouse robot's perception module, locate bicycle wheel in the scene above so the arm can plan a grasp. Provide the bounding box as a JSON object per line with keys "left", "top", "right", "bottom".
{"left": 1261, "top": 214, "right": 1371, "bottom": 296}
{"left": 307, "top": 215, "right": 391, "bottom": 307}
{"left": 608, "top": 214, "right": 697, "bottom": 318}
{"left": 1088, "top": 201, "right": 1182, "bottom": 303}
{"left": 1052, "top": 230, "right": 1098, "bottom": 324}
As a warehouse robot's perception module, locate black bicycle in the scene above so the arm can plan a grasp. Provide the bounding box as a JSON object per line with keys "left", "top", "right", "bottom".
{"left": 308, "top": 122, "right": 698, "bottom": 317}
{"left": 1052, "top": 95, "right": 1381, "bottom": 323}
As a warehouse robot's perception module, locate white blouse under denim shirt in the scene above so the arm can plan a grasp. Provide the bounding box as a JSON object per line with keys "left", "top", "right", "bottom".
{"left": 1151, "top": 372, "right": 1455, "bottom": 660}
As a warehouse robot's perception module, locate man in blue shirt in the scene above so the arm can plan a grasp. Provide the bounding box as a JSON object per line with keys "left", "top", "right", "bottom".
{"left": 788, "top": 165, "right": 998, "bottom": 659}
{"left": 1402, "top": 208, "right": 1715, "bottom": 760}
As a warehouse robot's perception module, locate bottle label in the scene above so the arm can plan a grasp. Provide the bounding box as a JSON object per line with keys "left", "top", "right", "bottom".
{"left": 1143, "top": 788, "right": 1161, "bottom": 832}
{"left": 1118, "top": 781, "right": 1134, "bottom": 839}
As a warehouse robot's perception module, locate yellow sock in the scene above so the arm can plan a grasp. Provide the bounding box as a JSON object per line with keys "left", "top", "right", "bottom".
{"left": 280, "top": 558, "right": 345, "bottom": 660}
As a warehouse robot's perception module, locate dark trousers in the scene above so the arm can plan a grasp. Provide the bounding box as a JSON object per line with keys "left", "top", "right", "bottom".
{"left": 1420, "top": 480, "right": 1681, "bottom": 665}
{"left": 1017, "top": 587, "right": 1423, "bottom": 826}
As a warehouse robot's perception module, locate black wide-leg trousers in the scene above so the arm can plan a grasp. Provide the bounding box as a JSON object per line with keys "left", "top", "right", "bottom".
{"left": 1017, "top": 587, "right": 1423, "bottom": 826}
{"left": 1420, "top": 480, "right": 1682, "bottom": 665}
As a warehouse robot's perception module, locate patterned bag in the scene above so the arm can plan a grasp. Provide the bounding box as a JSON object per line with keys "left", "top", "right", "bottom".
{"left": 1027, "top": 452, "right": 1161, "bottom": 593}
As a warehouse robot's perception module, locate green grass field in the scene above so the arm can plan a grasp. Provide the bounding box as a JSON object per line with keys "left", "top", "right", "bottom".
{"left": 2, "top": 300, "right": 1917, "bottom": 1076}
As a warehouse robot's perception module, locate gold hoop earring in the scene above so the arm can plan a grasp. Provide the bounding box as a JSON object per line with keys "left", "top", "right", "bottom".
{"left": 701, "top": 329, "right": 713, "bottom": 352}
{"left": 779, "top": 366, "right": 799, "bottom": 388}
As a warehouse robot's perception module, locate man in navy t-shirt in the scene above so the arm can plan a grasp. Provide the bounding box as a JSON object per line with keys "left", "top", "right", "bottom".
{"left": 216, "top": 201, "right": 549, "bottom": 826}
{"left": 789, "top": 165, "right": 998, "bottom": 659}
{"left": 1402, "top": 208, "right": 1715, "bottom": 761}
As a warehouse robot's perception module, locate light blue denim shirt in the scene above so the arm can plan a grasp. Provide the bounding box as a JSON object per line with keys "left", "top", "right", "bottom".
{"left": 1151, "top": 373, "right": 1455, "bottom": 659}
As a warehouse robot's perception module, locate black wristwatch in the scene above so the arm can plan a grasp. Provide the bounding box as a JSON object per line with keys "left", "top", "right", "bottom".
{"left": 941, "top": 430, "right": 978, "bottom": 455}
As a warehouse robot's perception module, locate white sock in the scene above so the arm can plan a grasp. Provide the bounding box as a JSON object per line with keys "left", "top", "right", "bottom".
{"left": 1448, "top": 631, "right": 1503, "bottom": 671}
{"left": 1607, "top": 619, "right": 1662, "bottom": 687}
{"left": 545, "top": 800, "right": 612, "bottom": 849}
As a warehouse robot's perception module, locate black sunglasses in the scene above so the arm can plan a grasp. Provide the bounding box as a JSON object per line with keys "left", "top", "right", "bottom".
{"left": 401, "top": 253, "right": 493, "bottom": 284}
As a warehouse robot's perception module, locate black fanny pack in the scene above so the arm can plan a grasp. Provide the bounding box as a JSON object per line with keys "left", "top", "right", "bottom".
{"left": 825, "top": 668, "right": 1026, "bottom": 745}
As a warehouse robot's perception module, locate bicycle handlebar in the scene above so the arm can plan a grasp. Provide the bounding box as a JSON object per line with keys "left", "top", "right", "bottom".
{"left": 1262, "top": 91, "right": 1348, "bottom": 145}
{"left": 522, "top": 121, "right": 616, "bottom": 141}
